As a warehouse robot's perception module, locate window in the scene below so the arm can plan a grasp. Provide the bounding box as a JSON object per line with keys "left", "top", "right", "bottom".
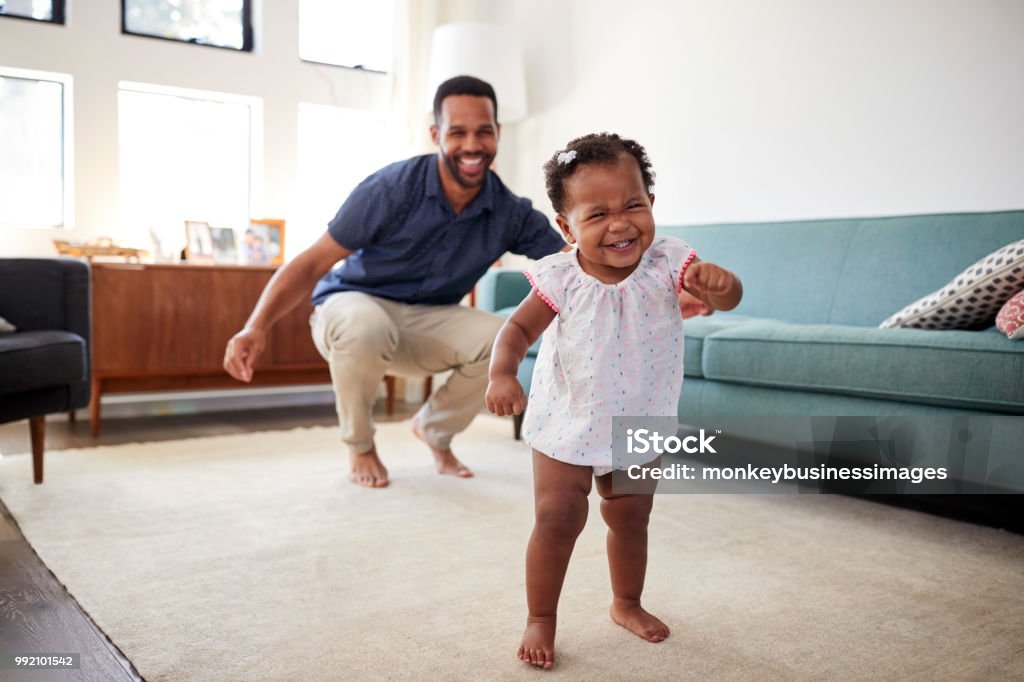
{"left": 118, "top": 82, "right": 260, "bottom": 244}
{"left": 0, "top": 0, "right": 65, "bottom": 24}
{"left": 122, "top": 0, "right": 253, "bottom": 51}
{"left": 299, "top": 0, "right": 395, "bottom": 72}
{"left": 0, "top": 67, "right": 73, "bottom": 229}
{"left": 294, "top": 104, "right": 401, "bottom": 252}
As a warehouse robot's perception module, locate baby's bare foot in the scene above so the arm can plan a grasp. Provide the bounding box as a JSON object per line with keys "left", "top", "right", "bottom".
{"left": 411, "top": 418, "right": 473, "bottom": 478}
{"left": 517, "top": 617, "right": 556, "bottom": 670}
{"left": 349, "top": 447, "right": 389, "bottom": 488}
{"left": 610, "top": 600, "right": 670, "bottom": 643}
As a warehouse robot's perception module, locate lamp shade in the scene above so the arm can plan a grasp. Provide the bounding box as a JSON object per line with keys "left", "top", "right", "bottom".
{"left": 427, "top": 22, "right": 528, "bottom": 123}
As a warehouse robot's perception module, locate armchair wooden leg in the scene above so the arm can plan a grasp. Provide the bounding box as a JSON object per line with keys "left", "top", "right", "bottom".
{"left": 29, "top": 415, "right": 45, "bottom": 484}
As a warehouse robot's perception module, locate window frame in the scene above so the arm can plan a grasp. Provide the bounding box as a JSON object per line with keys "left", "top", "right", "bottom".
{"left": 0, "top": 0, "right": 66, "bottom": 25}
{"left": 298, "top": 0, "right": 395, "bottom": 73}
{"left": 298, "top": 57, "right": 390, "bottom": 76}
{"left": 120, "top": 0, "right": 254, "bottom": 53}
{"left": 0, "top": 65, "right": 74, "bottom": 230}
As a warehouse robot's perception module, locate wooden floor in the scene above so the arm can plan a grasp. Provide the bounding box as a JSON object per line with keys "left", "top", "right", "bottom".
{"left": 0, "top": 400, "right": 418, "bottom": 682}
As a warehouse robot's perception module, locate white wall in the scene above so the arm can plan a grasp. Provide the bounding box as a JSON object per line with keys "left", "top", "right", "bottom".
{"left": 0, "top": 0, "right": 392, "bottom": 257}
{"left": 491, "top": 0, "right": 1024, "bottom": 225}
{"left": 3, "top": 0, "right": 1022, "bottom": 259}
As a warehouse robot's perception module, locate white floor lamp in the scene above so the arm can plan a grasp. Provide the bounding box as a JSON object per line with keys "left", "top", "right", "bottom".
{"left": 427, "top": 22, "right": 528, "bottom": 124}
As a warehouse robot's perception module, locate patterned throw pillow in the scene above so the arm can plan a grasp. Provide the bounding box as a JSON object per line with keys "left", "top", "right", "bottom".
{"left": 996, "top": 290, "right": 1024, "bottom": 340}
{"left": 880, "top": 240, "right": 1024, "bottom": 330}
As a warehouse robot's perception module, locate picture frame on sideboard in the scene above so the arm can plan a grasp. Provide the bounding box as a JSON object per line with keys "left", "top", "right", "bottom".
{"left": 184, "top": 220, "right": 214, "bottom": 263}
{"left": 210, "top": 226, "right": 238, "bottom": 264}
{"left": 243, "top": 219, "right": 285, "bottom": 266}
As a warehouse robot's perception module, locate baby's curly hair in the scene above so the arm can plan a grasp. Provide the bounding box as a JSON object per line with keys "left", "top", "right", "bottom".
{"left": 543, "top": 133, "right": 655, "bottom": 215}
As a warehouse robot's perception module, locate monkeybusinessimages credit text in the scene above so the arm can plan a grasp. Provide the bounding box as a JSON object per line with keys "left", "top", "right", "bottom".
{"left": 623, "top": 428, "right": 949, "bottom": 485}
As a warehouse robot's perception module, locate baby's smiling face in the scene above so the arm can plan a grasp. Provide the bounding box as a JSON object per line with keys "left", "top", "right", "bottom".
{"left": 556, "top": 153, "right": 656, "bottom": 284}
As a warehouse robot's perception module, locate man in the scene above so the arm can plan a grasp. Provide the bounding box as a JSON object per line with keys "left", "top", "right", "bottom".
{"left": 223, "top": 76, "right": 566, "bottom": 488}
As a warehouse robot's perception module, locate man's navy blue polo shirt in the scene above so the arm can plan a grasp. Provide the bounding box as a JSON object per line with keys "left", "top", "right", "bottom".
{"left": 311, "top": 154, "right": 565, "bottom": 306}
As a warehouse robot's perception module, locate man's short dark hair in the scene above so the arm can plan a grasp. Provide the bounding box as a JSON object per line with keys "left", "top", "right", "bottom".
{"left": 433, "top": 75, "right": 499, "bottom": 124}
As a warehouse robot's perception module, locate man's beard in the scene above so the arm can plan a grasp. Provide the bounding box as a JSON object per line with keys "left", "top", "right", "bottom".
{"left": 443, "top": 151, "right": 492, "bottom": 189}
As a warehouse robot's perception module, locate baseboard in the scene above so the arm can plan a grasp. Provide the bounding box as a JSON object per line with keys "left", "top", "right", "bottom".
{"left": 94, "top": 385, "right": 337, "bottom": 419}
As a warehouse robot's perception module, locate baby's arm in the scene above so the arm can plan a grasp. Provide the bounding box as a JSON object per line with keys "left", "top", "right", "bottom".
{"left": 486, "top": 293, "right": 557, "bottom": 416}
{"left": 682, "top": 258, "right": 743, "bottom": 312}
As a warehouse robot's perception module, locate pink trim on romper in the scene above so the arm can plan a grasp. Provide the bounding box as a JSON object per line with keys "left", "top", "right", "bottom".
{"left": 524, "top": 271, "right": 560, "bottom": 313}
{"left": 677, "top": 249, "right": 697, "bottom": 293}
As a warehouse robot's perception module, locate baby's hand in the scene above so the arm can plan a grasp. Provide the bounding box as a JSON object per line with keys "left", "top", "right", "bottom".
{"left": 486, "top": 375, "right": 527, "bottom": 416}
{"left": 683, "top": 261, "right": 735, "bottom": 298}
{"left": 678, "top": 289, "right": 712, "bottom": 318}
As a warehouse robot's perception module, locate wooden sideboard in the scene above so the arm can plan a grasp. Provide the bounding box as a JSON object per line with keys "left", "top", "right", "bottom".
{"left": 89, "top": 263, "right": 330, "bottom": 435}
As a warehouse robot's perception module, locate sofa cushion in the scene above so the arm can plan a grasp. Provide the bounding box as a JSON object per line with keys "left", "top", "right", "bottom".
{"left": 702, "top": 320, "right": 1024, "bottom": 412}
{"left": 662, "top": 211, "right": 1024, "bottom": 328}
{"left": 0, "top": 331, "right": 88, "bottom": 395}
{"left": 683, "top": 313, "right": 757, "bottom": 377}
{"left": 996, "top": 290, "right": 1024, "bottom": 340}
{"left": 658, "top": 221, "right": 859, "bottom": 325}
{"left": 880, "top": 239, "right": 1024, "bottom": 330}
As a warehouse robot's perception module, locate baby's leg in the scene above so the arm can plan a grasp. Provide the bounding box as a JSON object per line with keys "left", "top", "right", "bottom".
{"left": 595, "top": 470, "right": 670, "bottom": 643}
{"left": 520, "top": 449, "right": 593, "bottom": 670}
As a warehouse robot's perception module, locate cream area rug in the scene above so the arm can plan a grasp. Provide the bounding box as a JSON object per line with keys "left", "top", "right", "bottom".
{"left": 1, "top": 415, "right": 1023, "bottom": 681}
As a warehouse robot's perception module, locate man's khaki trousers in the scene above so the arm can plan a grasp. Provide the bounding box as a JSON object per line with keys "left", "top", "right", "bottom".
{"left": 310, "top": 291, "right": 504, "bottom": 454}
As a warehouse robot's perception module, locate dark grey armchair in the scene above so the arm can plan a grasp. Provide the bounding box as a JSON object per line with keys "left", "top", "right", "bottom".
{"left": 0, "top": 258, "right": 91, "bottom": 483}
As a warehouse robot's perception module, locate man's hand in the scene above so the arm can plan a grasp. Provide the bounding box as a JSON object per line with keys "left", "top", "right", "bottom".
{"left": 221, "top": 233, "right": 352, "bottom": 383}
{"left": 223, "top": 328, "right": 267, "bottom": 383}
{"left": 486, "top": 375, "right": 527, "bottom": 416}
{"left": 679, "top": 289, "right": 712, "bottom": 319}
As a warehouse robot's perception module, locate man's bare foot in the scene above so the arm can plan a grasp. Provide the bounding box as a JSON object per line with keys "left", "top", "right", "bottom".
{"left": 349, "top": 446, "right": 389, "bottom": 488}
{"left": 517, "top": 617, "right": 556, "bottom": 670}
{"left": 610, "top": 600, "right": 670, "bottom": 643}
{"left": 411, "top": 418, "right": 473, "bottom": 478}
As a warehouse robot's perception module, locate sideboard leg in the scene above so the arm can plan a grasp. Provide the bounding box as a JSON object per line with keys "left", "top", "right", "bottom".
{"left": 89, "top": 378, "right": 102, "bottom": 437}
{"left": 384, "top": 376, "right": 396, "bottom": 416}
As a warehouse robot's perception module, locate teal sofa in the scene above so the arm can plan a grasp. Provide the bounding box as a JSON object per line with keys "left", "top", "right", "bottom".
{"left": 478, "top": 210, "right": 1024, "bottom": 496}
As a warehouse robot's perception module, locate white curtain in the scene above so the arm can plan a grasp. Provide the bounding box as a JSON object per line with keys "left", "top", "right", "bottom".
{"left": 391, "top": 0, "right": 494, "bottom": 155}
{"left": 390, "top": 0, "right": 443, "bottom": 157}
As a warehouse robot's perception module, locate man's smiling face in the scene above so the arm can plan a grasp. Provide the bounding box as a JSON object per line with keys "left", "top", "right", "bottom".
{"left": 432, "top": 95, "right": 499, "bottom": 189}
